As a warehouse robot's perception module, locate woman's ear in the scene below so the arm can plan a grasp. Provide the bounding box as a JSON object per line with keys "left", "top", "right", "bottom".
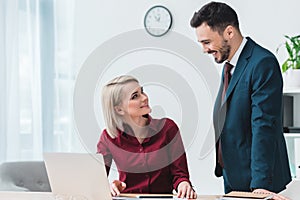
{"left": 114, "top": 106, "right": 125, "bottom": 115}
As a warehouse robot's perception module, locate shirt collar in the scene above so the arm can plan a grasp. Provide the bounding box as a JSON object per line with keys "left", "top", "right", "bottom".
{"left": 228, "top": 37, "right": 247, "bottom": 67}
{"left": 121, "top": 115, "right": 161, "bottom": 138}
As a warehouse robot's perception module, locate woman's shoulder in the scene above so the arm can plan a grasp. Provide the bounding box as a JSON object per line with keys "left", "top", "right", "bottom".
{"left": 150, "top": 117, "right": 178, "bottom": 130}
{"left": 154, "top": 118, "right": 180, "bottom": 142}
{"left": 99, "top": 129, "right": 109, "bottom": 141}
{"left": 100, "top": 129, "right": 119, "bottom": 140}
{"left": 163, "top": 117, "right": 177, "bottom": 127}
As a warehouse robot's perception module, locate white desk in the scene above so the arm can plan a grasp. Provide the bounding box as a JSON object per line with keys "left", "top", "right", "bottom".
{"left": 0, "top": 192, "right": 221, "bottom": 200}
{"left": 0, "top": 192, "right": 53, "bottom": 200}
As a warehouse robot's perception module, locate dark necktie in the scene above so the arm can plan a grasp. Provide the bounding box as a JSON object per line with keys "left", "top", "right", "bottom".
{"left": 222, "top": 62, "right": 234, "bottom": 101}
{"left": 218, "top": 62, "right": 233, "bottom": 168}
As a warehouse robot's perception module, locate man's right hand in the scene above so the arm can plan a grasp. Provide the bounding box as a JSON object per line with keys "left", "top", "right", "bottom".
{"left": 110, "top": 180, "right": 126, "bottom": 196}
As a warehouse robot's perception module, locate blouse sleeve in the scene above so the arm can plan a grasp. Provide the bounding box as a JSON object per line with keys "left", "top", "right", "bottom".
{"left": 166, "top": 119, "right": 191, "bottom": 190}
{"left": 97, "top": 130, "right": 113, "bottom": 175}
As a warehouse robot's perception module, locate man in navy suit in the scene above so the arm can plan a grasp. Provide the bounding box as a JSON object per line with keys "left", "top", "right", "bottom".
{"left": 190, "top": 2, "right": 291, "bottom": 198}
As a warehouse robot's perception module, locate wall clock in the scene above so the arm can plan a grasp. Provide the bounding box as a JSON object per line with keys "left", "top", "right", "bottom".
{"left": 144, "top": 5, "right": 172, "bottom": 37}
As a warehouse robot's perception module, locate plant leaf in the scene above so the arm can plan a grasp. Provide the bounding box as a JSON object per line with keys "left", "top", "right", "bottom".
{"left": 282, "top": 60, "right": 289, "bottom": 72}
{"left": 281, "top": 35, "right": 300, "bottom": 71}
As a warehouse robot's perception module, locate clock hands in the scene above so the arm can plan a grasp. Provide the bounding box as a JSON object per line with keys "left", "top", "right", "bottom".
{"left": 154, "top": 14, "right": 161, "bottom": 22}
{"left": 144, "top": 5, "right": 172, "bottom": 37}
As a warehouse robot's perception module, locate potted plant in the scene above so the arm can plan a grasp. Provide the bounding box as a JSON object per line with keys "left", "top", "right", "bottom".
{"left": 277, "top": 35, "right": 300, "bottom": 87}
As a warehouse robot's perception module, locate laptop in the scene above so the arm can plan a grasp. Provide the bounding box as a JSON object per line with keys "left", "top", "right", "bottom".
{"left": 44, "top": 152, "right": 112, "bottom": 200}
{"left": 44, "top": 153, "right": 175, "bottom": 200}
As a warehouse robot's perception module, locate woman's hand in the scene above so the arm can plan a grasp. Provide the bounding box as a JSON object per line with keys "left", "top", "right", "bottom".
{"left": 252, "top": 189, "right": 290, "bottom": 200}
{"left": 110, "top": 180, "right": 126, "bottom": 196}
{"left": 177, "top": 181, "right": 197, "bottom": 199}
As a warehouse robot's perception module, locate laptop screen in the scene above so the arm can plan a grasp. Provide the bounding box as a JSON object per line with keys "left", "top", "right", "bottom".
{"left": 43, "top": 153, "right": 112, "bottom": 200}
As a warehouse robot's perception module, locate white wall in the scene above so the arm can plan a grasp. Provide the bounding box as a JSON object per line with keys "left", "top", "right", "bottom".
{"left": 72, "top": 0, "right": 300, "bottom": 195}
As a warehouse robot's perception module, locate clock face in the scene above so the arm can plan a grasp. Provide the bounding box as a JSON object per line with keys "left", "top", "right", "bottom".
{"left": 144, "top": 5, "right": 172, "bottom": 37}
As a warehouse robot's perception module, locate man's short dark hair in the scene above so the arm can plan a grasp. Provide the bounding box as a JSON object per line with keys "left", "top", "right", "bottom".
{"left": 190, "top": 1, "right": 239, "bottom": 34}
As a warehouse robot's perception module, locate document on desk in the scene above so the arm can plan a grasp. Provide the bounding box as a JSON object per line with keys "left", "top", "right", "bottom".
{"left": 220, "top": 191, "right": 273, "bottom": 200}
{"left": 117, "top": 193, "right": 175, "bottom": 198}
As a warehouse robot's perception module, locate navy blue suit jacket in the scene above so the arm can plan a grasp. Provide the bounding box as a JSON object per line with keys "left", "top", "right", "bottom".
{"left": 213, "top": 37, "right": 291, "bottom": 193}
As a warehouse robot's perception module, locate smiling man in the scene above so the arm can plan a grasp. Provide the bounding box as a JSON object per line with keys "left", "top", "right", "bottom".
{"left": 190, "top": 2, "right": 291, "bottom": 199}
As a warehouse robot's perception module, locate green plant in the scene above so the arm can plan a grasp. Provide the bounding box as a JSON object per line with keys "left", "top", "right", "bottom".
{"left": 278, "top": 35, "right": 300, "bottom": 73}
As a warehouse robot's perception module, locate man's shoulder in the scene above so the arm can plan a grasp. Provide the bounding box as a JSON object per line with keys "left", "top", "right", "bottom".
{"left": 246, "top": 37, "right": 276, "bottom": 58}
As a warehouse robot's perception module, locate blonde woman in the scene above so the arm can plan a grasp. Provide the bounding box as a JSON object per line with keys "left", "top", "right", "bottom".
{"left": 97, "top": 75, "right": 196, "bottom": 199}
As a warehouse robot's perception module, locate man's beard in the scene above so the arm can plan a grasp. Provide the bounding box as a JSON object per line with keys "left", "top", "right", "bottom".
{"left": 215, "top": 39, "right": 231, "bottom": 64}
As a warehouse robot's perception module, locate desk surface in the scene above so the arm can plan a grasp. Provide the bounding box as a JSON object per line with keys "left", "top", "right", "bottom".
{"left": 0, "top": 192, "right": 221, "bottom": 200}
{"left": 0, "top": 192, "right": 53, "bottom": 200}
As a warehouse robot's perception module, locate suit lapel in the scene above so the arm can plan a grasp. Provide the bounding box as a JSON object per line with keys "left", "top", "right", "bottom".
{"left": 213, "top": 78, "right": 224, "bottom": 136}
{"left": 221, "top": 37, "right": 255, "bottom": 107}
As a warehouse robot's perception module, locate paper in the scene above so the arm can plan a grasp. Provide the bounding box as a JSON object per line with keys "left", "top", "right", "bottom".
{"left": 221, "top": 191, "right": 273, "bottom": 200}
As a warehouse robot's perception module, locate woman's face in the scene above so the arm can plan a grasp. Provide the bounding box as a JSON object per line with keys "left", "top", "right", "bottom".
{"left": 117, "top": 81, "right": 151, "bottom": 119}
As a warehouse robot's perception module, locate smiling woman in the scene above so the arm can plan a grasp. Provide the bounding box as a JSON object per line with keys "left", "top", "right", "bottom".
{"left": 97, "top": 75, "right": 197, "bottom": 199}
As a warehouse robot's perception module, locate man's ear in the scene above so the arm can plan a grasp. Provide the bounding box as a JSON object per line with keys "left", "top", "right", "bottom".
{"left": 223, "top": 25, "right": 234, "bottom": 39}
{"left": 114, "top": 106, "right": 125, "bottom": 115}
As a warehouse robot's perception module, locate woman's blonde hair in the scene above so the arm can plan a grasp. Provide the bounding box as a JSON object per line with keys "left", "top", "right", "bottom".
{"left": 101, "top": 75, "right": 139, "bottom": 138}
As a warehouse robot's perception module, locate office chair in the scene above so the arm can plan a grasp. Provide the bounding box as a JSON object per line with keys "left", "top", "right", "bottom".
{"left": 0, "top": 161, "right": 51, "bottom": 192}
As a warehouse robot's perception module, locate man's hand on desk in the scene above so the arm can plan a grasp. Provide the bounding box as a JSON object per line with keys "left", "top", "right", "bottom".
{"left": 110, "top": 180, "right": 126, "bottom": 196}
{"left": 252, "top": 189, "right": 290, "bottom": 200}
{"left": 177, "top": 181, "right": 197, "bottom": 199}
